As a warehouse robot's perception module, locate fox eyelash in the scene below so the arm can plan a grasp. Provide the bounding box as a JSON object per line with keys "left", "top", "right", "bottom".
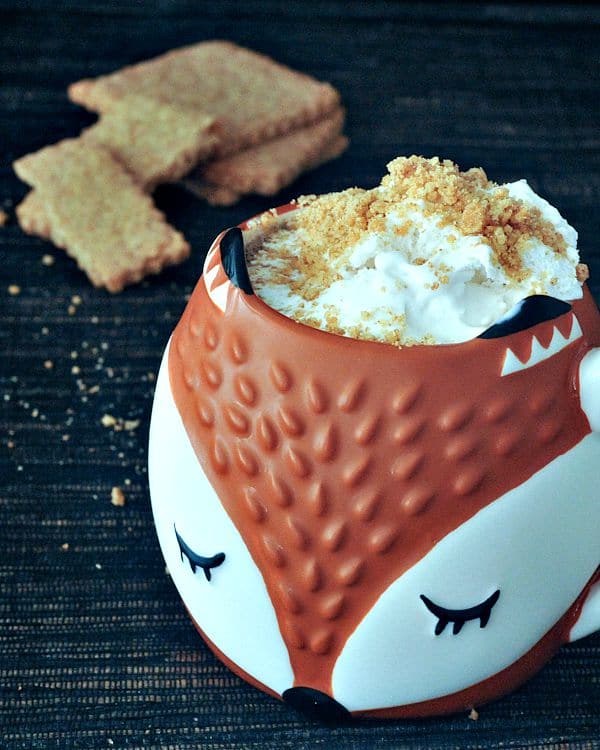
{"left": 174, "top": 525, "right": 225, "bottom": 581}
{"left": 420, "top": 590, "right": 501, "bottom": 635}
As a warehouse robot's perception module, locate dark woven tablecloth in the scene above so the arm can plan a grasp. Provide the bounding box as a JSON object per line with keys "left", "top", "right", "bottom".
{"left": 1, "top": 2, "right": 599, "bottom": 748}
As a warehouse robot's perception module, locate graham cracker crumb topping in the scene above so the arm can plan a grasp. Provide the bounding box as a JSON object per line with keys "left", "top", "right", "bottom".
{"left": 383, "top": 157, "right": 567, "bottom": 278}
{"left": 247, "top": 156, "right": 580, "bottom": 346}
{"left": 250, "top": 156, "right": 569, "bottom": 296}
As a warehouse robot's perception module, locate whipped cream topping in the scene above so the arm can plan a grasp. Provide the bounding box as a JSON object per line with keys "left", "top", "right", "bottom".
{"left": 246, "top": 158, "right": 583, "bottom": 346}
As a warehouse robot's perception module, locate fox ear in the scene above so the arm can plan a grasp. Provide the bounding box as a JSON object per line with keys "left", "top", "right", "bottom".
{"left": 478, "top": 295, "right": 571, "bottom": 339}
{"left": 220, "top": 227, "right": 253, "bottom": 295}
{"left": 569, "top": 579, "right": 600, "bottom": 642}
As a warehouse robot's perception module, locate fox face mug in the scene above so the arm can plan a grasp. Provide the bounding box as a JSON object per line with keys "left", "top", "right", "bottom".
{"left": 149, "top": 209, "right": 600, "bottom": 720}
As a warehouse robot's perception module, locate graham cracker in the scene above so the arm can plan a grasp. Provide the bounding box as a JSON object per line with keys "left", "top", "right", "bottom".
{"left": 183, "top": 182, "right": 241, "bottom": 208}
{"left": 16, "top": 190, "right": 52, "bottom": 238}
{"left": 185, "top": 132, "right": 349, "bottom": 206}
{"left": 198, "top": 107, "right": 346, "bottom": 194}
{"left": 68, "top": 40, "right": 341, "bottom": 157}
{"left": 14, "top": 139, "right": 189, "bottom": 292}
{"left": 83, "top": 95, "right": 220, "bottom": 190}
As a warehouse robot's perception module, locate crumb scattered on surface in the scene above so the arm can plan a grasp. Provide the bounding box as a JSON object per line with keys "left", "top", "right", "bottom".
{"left": 60, "top": 542, "right": 69, "bottom": 551}
{"left": 43, "top": 359, "right": 53, "bottom": 370}
{"left": 111, "top": 486, "right": 126, "bottom": 507}
{"left": 0, "top": 209, "right": 8, "bottom": 226}
{"left": 468, "top": 708, "right": 479, "bottom": 721}
{"left": 8, "top": 284, "right": 21, "bottom": 296}
{"left": 101, "top": 413, "right": 140, "bottom": 432}
{"left": 41, "top": 253, "right": 55, "bottom": 266}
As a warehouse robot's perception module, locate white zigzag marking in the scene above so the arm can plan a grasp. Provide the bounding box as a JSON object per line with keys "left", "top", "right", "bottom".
{"left": 203, "top": 249, "right": 231, "bottom": 313}
{"left": 501, "top": 317, "right": 583, "bottom": 376}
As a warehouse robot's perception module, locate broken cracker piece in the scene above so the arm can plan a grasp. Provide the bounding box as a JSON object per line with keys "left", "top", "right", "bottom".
{"left": 14, "top": 139, "right": 189, "bottom": 292}
{"left": 68, "top": 40, "right": 340, "bottom": 158}
{"left": 111, "top": 487, "right": 126, "bottom": 507}
{"left": 83, "top": 95, "right": 220, "bottom": 190}
{"left": 187, "top": 132, "right": 349, "bottom": 206}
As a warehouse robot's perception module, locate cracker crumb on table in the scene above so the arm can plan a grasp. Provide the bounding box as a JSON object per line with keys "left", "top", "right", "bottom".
{"left": 111, "top": 487, "right": 126, "bottom": 507}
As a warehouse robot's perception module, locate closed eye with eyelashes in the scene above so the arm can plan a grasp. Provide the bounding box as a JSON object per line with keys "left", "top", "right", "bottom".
{"left": 175, "top": 525, "right": 225, "bottom": 581}
{"left": 420, "top": 589, "right": 501, "bottom": 635}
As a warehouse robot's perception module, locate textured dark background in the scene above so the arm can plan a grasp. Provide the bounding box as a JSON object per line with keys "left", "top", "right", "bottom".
{"left": 1, "top": 2, "right": 599, "bottom": 748}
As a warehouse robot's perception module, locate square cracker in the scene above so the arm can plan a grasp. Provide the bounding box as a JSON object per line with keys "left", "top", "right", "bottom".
{"left": 68, "top": 40, "right": 341, "bottom": 157}
{"left": 14, "top": 139, "right": 189, "bottom": 292}
{"left": 83, "top": 95, "right": 220, "bottom": 190}
{"left": 15, "top": 190, "right": 52, "bottom": 238}
{"left": 183, "top": 121, "right": 349, "bottom": 206}
{"left": 197, "top": 107, "right": 346, "bottom": 195}
{"left": 189, "top": 135, "right": 349, "bottom": 207}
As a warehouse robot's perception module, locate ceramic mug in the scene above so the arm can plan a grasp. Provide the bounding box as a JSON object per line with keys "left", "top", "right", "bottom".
{"left": 149, "top": 205, "right": 600, "bottom": 720}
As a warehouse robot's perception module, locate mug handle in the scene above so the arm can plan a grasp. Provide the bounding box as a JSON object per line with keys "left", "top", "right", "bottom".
{"left": 569, "top": 579, "right": 600, "bottom": 642}
{"left": 579, "top": 348, "right": 600, "bottom": 432}
{"left": 570, "top": 349, "right": 600, "bottom": 641}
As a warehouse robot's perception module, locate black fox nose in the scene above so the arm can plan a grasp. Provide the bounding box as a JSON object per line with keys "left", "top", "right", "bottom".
{"left": 282, "top": 687, "right": 350, "bottom": 721}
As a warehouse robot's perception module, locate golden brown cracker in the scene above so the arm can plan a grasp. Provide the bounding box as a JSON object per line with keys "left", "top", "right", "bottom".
{"left": 16, "top": 190, "right": 52, "bottom": 238}
{"left": 68, "top": 41, "right": 341, "bottom": 157}
{"left": 182, "top": 181, "right": 241, "bottom": 207}
{"left": 199, "top": 108, "right": 346, "bottom": 194}
{"left": 14, "top": 139, "right": 189, "bottom": 292}
{"left": 83, "top": 95, "right": 219, "bottom": 190}
{"left": 185, "top": 131, "right": 349, "bottom": 206}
